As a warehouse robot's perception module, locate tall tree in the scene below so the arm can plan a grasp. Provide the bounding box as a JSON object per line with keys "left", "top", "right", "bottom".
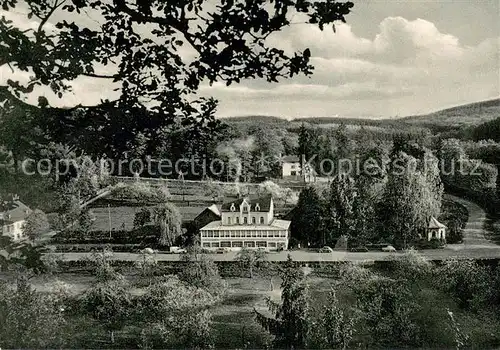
{"left": 256, "top": 256, "right": 310, "bottom": 349}
{"left": 381, "top": 152, "right": 442, "bottom": 247}
{"left": 323, "top": 173, "right": 357, "bottom": 244}
{"left": 153, "top": 202, "right": 182, "bottom": 246}
{"left": 22, "top": 209, "right": 50, "bottom": 240}
{"left": 316, "top": 290, "right": 355, "bottom": 350}
{"left": 291, "top": 186, "right": 323, "bottom": 247}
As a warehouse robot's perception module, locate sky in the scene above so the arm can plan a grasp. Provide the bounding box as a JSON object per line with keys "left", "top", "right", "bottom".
{"left": 1, "top": 0, "right": 499, "bottom": 119}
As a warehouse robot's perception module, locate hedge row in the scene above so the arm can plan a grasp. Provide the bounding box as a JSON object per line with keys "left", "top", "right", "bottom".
{"left": 445, "top": 183, "right": 500, "bottom": 218}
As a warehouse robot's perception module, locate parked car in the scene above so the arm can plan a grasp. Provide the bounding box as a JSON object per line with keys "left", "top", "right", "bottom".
{"left": 319, "top": 246, "right": 334, "bottom": 253}
{"left": 169, "top": 246, "right": 187, "bottom": 254}
{"left": 216, "top": 247, "right": 229, "bottom": 254}
{"left": 381, "top": 245, "right": 397, "bottom": 252}
{"left": 350, "top": 246, "right": 369, "bottom": 252}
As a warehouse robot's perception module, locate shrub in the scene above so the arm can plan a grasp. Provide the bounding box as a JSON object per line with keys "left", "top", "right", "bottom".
{"left": 437, "top": 259, "right": 493, "bottom": 311}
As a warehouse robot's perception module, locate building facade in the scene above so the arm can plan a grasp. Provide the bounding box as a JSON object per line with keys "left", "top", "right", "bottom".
{"left": 282, "top": 155, "right": 301, "bottom": 178}
{"left": 199, "top": 195, "right": 291, "bottom": 251}
{"left": 427, "top": 217, "right": 447, "bottom": 241}
{"left": 281, "top": 155, "right": 316, "bottom": 182}
{"left": 1, "top": 199, "right": 31, "bottom": 241}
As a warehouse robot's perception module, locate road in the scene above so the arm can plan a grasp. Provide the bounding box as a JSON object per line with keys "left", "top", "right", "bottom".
{"left": 49, "top": 246, "right": 500, "bottom": 263}
{"left": 47, "top": 196, "right": 500, "bottom": 262}
{"left": 445, "top": 194, "right": 497, "bottom": 250}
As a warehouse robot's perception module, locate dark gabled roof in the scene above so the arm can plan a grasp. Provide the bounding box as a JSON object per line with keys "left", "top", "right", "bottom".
{"left": 0, "top": 200, "right": 31, "bottom": 224}
{"left": 194, "top": 205, "right": 221, "bottom": 221}
{"left": 221, "top": 195, "right": 272, "bottom": 212}
{"left": 282, "top": 155, "right": 300, "bottom": 163}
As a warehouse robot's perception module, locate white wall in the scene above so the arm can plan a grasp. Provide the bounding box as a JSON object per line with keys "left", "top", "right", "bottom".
{"left": 1, "top": 220, "right": 26, "bottom": 241}
{"left": 282, "top": 162, "right": 300, "bottom": 177}
{"left": 221, "top": 198, "right": 274, "bottom": 226}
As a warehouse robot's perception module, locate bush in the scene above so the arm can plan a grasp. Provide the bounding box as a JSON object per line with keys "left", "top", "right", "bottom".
{"left": 439, "top": 199, "right": 468, "bottom": 244}
{"left": 110, "top": 182, "right": 170, "bottom": 204}
{"left": 437, "top": 259, "right": 493, "bottom": 311}
{"left": 416, "top": 238, "right": 445, "bottom": 249}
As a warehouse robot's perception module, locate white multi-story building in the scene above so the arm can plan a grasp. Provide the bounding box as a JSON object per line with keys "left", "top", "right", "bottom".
{"left": 199, "top": 195, "right": 291, "bottom": 251}
{"left": 1, "top": 198, "right": 31, "bottom": 241}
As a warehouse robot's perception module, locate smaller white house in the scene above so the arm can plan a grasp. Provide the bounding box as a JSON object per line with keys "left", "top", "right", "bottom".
{"left": 281, "top": 155, "right": 316, "bottom": 182}
{"left": 1, "top": 198, "right": 31, "bottom": 241}
{"left": 282, "top": 155, "right": 301, "bottom": 178}
{"left": 427, "top": 217, "right": 447, "bottom": 241}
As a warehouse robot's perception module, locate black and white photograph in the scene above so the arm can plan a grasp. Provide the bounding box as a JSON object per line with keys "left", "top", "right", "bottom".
{"left": 0, "top": 0, "right": 499, "bottom": 348}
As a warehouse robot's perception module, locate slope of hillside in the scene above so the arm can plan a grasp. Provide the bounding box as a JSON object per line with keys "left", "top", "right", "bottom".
{"left": 402, "top": 98, "right": 500, "bottom": 128}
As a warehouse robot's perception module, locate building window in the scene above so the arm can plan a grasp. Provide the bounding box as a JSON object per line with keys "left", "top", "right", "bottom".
{"left": 231, "top": 231, "right": 235, "bottom": 238}
{"left": 211, "top": 242, "right": 220, "bottom": 247}
{"left": 260, "top": 216, "right": 264, "bottom": 224}
{"left": 268, "top": 242, "right": 277, "bottom": 248}
{"left": 221, "top": 241, "right": 231, "bottom": 248}
{"left": 228, "top": 217, "right": 232, "bottom": 225}
{"left": 243, "top": 217, "right": 248, "bottom": 224}
{"left": 208, "top": 231, "right": 214, "bottom": 237}
{"left": 225, "top": 231, "right": 230, "bottom": 238}
{"left": 281, "top": 231, "right": 287, "bottom": 237}
{"left": 245, "top": 241, "right": 255, "bottom": 248}
{"left": 291, "top": 171, "right": 297, "bottom": 176}
{"left": 257, "top": 231, "right": 262, "bottom": 238}
{"left": 203, "top": 242, "right": 211, "bottom": 247}
{"left": 214, "top": 232, "right": 219, "bottom": 238}
{"left": 252, "top": 231, "right": 257, "bottom": 237}
{"left": 252, "top": 217, "right": 256, "bottom": 224}
{"left": 257, "top": 241, "right": 267, "bottom": 248}
{"left": 236, "top": 216, "right": 240, "bottom": 224}
{"left": 232, "top": 241, "right": 243, "bottom": 248}
{"left": 201, "top": 232, "right": 206, "bottom": 237}
{"left": 291, "top": 164, "right": 296, "bottom": 169}
{"left": 274, "top": 231, "right": 280, "bottom": 237}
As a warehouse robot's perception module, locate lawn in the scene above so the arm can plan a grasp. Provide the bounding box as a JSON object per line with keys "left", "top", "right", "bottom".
{"left": 88, "top": 205, "right": 206, "bottom": 231}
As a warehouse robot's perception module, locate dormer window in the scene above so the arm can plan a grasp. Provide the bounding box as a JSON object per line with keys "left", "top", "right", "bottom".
{"left": 230, "top": 203, "right": 236, "bottom": 212}
{"left": 255, "top": 203, "right": 260, "bottom": 211}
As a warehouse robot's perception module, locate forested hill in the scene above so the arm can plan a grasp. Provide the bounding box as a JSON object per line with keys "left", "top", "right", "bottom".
{"left": 221, "top": 98, "right": 499, "bottom": 131}
{"left": 401, "top": 98, "right": 500, "bottom": 129}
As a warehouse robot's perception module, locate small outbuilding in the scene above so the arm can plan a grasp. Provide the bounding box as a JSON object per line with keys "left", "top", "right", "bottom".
{"left": 427, "top": 217, "right": 447, "bottom": 241}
